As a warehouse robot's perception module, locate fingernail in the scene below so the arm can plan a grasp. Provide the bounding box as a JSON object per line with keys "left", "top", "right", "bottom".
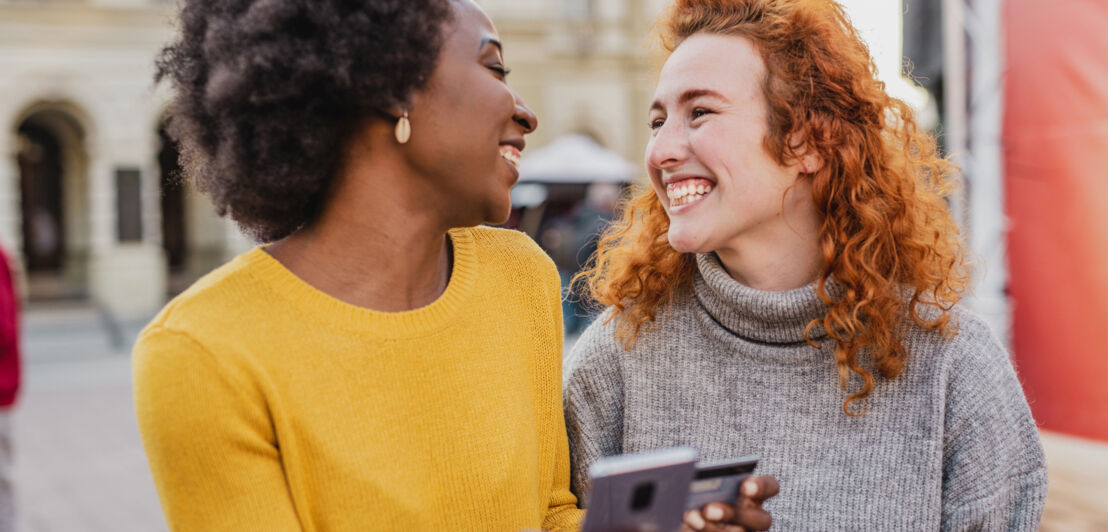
{"left": 686, "top": 511, "right": 706, "bottom": 530}
{"left": 704, "top": 506, "right": 724, "bottom": 521}
{"left": 742, "top": 480, "right": 758, "bottom": 496}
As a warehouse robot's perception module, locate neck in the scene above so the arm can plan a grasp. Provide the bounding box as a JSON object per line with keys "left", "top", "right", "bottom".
{"left": 266, "top": 126, "right": 455, "bottom": 313}
{"left": 715, "top": 206, "right": 823, "bottom": 292}
{"left": 269, "top": 220, "right": 451, "bottom": 313}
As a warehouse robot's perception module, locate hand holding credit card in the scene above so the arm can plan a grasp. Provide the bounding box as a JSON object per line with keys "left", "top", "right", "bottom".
{"left": 685, "top": 456, "right": 760, "bottom": 511}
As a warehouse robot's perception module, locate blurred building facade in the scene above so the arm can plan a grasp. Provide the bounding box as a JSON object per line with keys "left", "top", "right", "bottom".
{"left": 483, "top": 0, "right": 666, "bottom": 162}
{"left": 0, "top": 0, "right": 662, "bottom": 319}
{"left": 0, "top": 0, "right": 252, "bottom": 320}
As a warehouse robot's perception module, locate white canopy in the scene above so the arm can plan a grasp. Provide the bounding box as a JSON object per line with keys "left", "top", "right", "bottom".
{"left": 517, "top": 134, "right": 638, "bottom": 184}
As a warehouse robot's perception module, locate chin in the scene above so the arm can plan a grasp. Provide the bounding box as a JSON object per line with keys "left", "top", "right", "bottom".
{"left": 666, "top": 227, "right": 711, "bottom": 254}
{"left": 482, "top": 200, "right": 513, "bottom": 226}
{"left": 486, "top": 211, "right": 511, "bottom": 226}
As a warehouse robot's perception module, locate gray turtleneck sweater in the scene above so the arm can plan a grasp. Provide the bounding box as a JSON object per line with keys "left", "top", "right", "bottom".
{"left": 564, "top": 253, "right": 1047, "bottom": 531}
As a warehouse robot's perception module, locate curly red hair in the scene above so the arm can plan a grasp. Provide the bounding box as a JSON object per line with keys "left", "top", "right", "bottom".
{"left": 577, "top": 0, "right": 969, "bottom": 415}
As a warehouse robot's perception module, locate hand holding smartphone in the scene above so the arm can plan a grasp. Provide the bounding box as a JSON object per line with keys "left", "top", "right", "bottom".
{"left": 580, "top": 447, "right": 698, "bottom": 532}
{"left": 580, "top": 448, "right": 760, "bottom": 532}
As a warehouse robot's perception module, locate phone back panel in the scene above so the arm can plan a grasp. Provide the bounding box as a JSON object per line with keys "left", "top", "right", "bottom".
{"left": 581, "top": 447, "right": 697, "bottom": 532}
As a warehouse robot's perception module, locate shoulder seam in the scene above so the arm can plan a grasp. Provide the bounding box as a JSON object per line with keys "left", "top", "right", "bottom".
{"left": 138, "top": 324, "right": 217, "bottom": 360}
{"left": 137, "top": 324, "right": 266, "bottom": 407}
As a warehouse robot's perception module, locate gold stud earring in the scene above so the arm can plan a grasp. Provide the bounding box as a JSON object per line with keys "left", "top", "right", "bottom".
{"left": 395, "top": 110, "right": 411, "bottom": 144}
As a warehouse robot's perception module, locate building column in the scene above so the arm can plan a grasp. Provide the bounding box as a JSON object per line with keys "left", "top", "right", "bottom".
{"left": 0, "top": 132, "right": 20, "bottom": 252}
{"left": 86, "top": 135, "right": 167, "bottom": 322}
{"left": 0, "top": 131, "right": 25, "bottom": 295}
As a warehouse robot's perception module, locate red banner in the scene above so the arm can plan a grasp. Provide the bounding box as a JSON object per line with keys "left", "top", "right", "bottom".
{"left": 1004, "top": 0, "right": 1108, "bottom": 441}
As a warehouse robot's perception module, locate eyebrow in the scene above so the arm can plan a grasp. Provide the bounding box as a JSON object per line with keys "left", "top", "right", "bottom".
{"left": 480, "top": 37, "right": 503, "bottom": 53}
{"left": 650, "top": 88, "right": 730, "bottom": 112}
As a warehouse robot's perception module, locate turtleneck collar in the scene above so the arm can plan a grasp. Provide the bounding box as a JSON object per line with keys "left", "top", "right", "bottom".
{"left": 692, "top": 252, "right": 835, "bottom": 345}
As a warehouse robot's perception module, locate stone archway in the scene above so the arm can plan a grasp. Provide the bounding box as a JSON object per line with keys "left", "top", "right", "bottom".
{"left": 17, "top": 122, "right": 64, "bottom": 272}
{"left": 14, "top": 107, "right": 91, "bottom": 300}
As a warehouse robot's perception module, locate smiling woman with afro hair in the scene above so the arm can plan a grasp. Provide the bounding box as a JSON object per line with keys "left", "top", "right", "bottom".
{"left": 133, "top": 1, "right": 598, "bottom": 530}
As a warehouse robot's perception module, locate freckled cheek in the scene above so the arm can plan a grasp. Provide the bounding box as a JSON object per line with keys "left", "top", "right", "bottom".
{"left": 688, "top": 122, "right": 731, "bottom": 156}
{"left": 686, "top": 130, "right": 728, "bottom": 180}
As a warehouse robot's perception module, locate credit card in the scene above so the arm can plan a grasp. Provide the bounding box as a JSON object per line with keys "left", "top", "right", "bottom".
{"left": 685, "top": 455, "right": 759, "bottom": 511}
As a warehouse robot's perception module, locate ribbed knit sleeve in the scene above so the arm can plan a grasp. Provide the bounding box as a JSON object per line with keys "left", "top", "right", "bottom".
{"left": 939, "top": 319, "right": 1048, "bottom": 531}
{"left": 563, "top": 311, "right": 625, "bottom": 505}
{"left": 133, "top": 325, "right": 301, "bottom": 532}
{"left": 540, "top": 262, "right": 586, "bottom": 531}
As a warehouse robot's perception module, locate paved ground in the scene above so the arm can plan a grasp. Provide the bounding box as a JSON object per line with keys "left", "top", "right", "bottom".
{"left": 14, "top": 303, "right": 165, "bottom": 532}
{"left": 10, "top": 303, "right": 1108, "bottom": 531}
{"left": 1039, "top": 431, "right": 1108, "bottom": 531}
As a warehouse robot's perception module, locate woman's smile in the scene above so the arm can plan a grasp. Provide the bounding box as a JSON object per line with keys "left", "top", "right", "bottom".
{"left": 666, "top": 177, "right": 716, "bottom": 211}
{"left": 499, "top": 144, "right": 521, "bottom": 170}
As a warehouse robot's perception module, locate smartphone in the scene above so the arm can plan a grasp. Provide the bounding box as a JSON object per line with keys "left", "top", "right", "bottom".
{"left": 684, "top": 455, "right": 760, "bottom": 512}
{"left": 581, "top": 446, "right": 698, "bottom": 532}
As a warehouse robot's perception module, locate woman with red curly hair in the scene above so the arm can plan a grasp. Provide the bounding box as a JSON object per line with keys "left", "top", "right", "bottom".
{"left": 564, "top": 0, "right": 1047, "bottom": 529}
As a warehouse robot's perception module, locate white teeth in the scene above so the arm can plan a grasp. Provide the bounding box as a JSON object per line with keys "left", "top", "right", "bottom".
{"left": 665, "top": 181, "right": 714, "bottom": 207}
{"left": 499, "top": 146, "right": 520, "bottom": 169}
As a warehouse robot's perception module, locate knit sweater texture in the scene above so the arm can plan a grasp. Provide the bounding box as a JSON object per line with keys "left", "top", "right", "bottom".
{"left": 134, "top": 226, "right": 584, "bottom": 532}
{"left": 565, "top": 252, "right": 1047, "bottom": 531}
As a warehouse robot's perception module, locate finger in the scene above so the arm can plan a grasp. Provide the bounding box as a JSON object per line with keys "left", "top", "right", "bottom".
{"left": 695, "top": 524, "right": 747, "bottom": 532}
{"left": 740, "top": 475, "right": 780, "bottom": 503}
{"left": 732, "top": 506, "right": 773, "bottom": 532}
{"left": 701, "top": 502, "right": 735, "bottom": 523}
{"left": 700, "top": 523, "right": 745, "bottom": 532}
{"left": 683, "top": 509, "right": 707, "bottom": 531}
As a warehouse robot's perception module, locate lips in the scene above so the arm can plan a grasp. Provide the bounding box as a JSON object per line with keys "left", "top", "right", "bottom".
{"left": 499, "top": 144, "right": 521, "bottom": 170}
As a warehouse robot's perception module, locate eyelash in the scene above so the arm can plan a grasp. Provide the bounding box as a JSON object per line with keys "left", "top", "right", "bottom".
{"left": 648, "top": 108, "right": 713, "bottom": 130}
{"left": 489, "top": 65, "right": 512, "bottom": 78}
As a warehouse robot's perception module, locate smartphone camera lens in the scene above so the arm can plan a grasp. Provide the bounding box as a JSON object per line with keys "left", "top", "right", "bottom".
{"left": 630, "top": 482, "right": 655, "bottom": 511}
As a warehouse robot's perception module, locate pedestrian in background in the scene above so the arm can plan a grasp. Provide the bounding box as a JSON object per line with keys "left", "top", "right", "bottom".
{"left": 0, "top": 245, "right": 22, "bottom": 532}
{"left": 547, "top": 182, "right": 621, "bottom": 336}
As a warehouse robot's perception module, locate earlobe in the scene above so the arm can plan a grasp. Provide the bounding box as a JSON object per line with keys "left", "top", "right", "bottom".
{"left": 787, "top": 130, "right": 822, "bottom": 174}
{"left": 801, "top": 151, "right": 823, "bottom": 174}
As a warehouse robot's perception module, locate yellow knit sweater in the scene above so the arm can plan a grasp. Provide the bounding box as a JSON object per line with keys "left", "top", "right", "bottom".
{"left": 133, "top": 226, "right": 584, "bottom": 531}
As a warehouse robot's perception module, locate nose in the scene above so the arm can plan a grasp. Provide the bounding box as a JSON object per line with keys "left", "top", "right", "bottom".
{"left": 646, "top": 119, "right": 688, "bottom": 171}
{"left": 512, "top": 91, "right": 538, "bottom": 134}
